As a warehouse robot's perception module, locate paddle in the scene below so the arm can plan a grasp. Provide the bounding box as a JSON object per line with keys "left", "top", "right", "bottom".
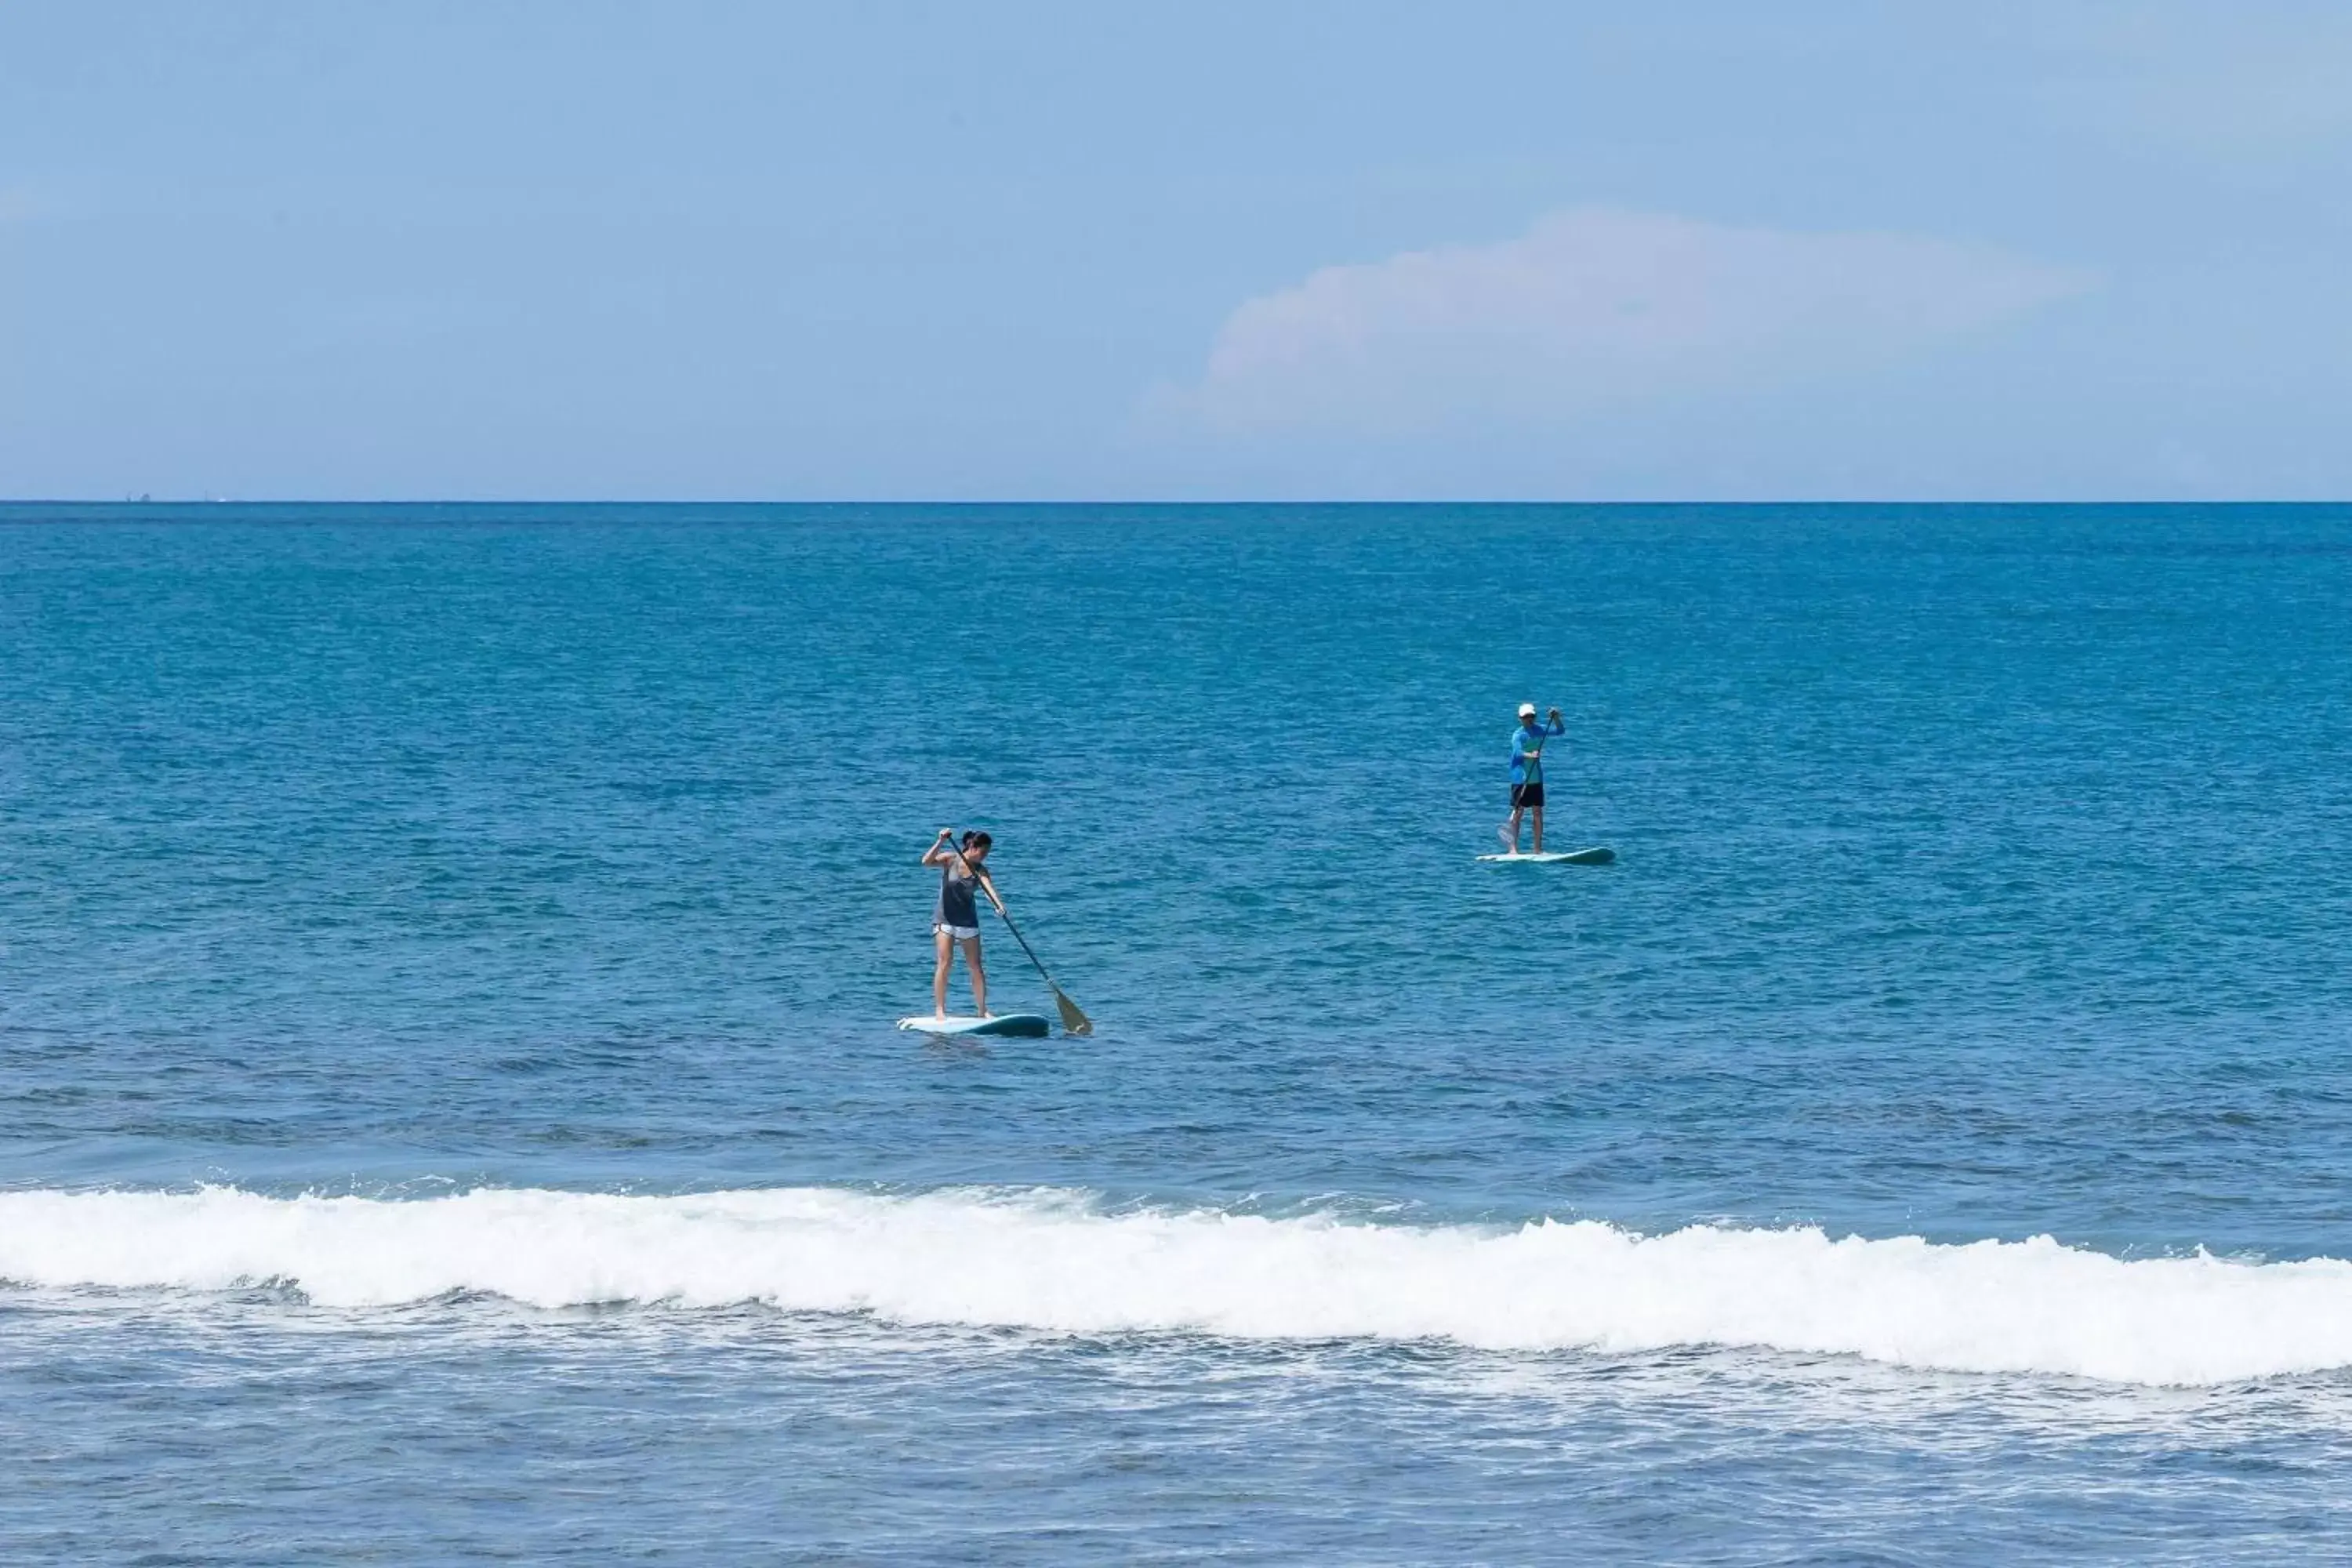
{"left": 941, "top": 830, "right": 1094, "bottom": 1036}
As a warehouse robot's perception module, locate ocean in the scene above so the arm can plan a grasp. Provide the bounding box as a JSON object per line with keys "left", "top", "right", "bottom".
{"left": 2, "top": 502, "right": 2349, "bottom": 1563}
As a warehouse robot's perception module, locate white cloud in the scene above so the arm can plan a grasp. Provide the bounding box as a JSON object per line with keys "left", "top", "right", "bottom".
{"left": 1155, "top": 209, "right": 2093, "bottom": 440}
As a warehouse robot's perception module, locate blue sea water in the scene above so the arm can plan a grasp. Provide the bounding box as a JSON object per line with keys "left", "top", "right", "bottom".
{"left": 2, "top": 502, "right": 2350, "bottom": 1563}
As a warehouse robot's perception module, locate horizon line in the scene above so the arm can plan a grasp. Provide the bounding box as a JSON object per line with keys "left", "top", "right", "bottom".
{"left": 3, "top": 497, "right": 2347, "bottom": 510}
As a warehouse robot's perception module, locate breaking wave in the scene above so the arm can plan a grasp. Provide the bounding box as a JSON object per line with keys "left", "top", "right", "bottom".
{"left": 4, "top": 1185, "right": 2347, "bottom": 1385}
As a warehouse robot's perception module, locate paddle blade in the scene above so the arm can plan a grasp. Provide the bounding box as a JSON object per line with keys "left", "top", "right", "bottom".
{"left": 1053, "top": 988, "right": 1093, "bottom": 1036}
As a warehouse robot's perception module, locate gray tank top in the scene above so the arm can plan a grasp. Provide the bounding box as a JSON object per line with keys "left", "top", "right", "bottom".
{"left": 936, "top": 862, "right": 981, "bottom": 929}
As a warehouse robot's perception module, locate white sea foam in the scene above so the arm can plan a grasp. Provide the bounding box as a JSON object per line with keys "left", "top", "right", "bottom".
{"left": 2, "top": 1185, "right": 2347, "bottom": 1385}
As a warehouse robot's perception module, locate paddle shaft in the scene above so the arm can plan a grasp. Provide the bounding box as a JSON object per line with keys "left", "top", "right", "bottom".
{"left": 1519, "top": 709, "right": 1563, "bottom": 780}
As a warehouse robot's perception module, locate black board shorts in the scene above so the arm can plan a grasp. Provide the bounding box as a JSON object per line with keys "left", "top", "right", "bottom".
{"left": 1511, "top": 782, "right": 1545, "bottom": 809}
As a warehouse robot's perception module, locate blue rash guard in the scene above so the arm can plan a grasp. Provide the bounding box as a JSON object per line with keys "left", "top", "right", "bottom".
{"left": 1509, "top": 717, "right": 1564, "bottom": 785}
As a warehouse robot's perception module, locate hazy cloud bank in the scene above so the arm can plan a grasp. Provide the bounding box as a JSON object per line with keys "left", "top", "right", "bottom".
{"left": 1155, "top": 209, "right": 2094, "bottom": 441}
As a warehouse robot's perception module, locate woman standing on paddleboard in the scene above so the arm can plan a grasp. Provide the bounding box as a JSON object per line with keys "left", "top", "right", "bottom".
{"left": 923, "top": 829, "right": 1000, "bottom": 1020}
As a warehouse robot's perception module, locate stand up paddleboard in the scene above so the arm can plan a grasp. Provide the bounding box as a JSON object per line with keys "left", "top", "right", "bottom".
{"left": 1476, "top": 847, "right": 1616, "bottom": 865}
{"left": 897, "top": 1013, "right": 1054, "bottom": 1038}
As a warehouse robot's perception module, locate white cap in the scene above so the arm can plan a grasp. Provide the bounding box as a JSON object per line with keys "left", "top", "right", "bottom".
{"left": 1518, "top": 702, "right": 1537, "bottom": 717}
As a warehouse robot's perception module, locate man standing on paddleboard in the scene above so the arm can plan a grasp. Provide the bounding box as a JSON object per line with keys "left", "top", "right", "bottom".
{"left": 1501, "top": 702, "right": 1565, "bottom": 854}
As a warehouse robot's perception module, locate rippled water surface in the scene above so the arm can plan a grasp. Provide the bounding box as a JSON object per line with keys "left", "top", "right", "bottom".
{"left": 3, "top": 503, "right": 2350, "bottom": 1562}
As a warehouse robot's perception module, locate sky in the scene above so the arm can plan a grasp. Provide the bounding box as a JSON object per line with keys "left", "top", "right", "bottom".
{"left": 2, "top": 1, "right": 2348, "bottom": 500}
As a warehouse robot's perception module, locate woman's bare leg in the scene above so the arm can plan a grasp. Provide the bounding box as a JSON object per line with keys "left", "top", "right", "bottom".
{"left": 960, "top": 936, "right": 989, "bottom": 1017}
{"left": 932, "top": 927, "right": 953, "bottom": 1018}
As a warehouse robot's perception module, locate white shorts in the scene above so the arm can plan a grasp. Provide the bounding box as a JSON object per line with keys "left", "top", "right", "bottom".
{"left": 935, "top": 924, "right": 979, "bottom": 942}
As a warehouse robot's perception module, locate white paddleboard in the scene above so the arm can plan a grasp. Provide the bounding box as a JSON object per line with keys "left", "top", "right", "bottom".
{"left": 896, "top": 1013, "right": 1053, "bottom": 1037}
{"left": 1477, "top": 847, "right": 1616, "bottom": 865}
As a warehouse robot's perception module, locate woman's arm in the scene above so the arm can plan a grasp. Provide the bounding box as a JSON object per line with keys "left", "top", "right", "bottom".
{"left": 977, "top": 873, "right": 1007, "bottom": 916}
{"left": 921, "top": 829, "right": 956, "bottom": 866}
